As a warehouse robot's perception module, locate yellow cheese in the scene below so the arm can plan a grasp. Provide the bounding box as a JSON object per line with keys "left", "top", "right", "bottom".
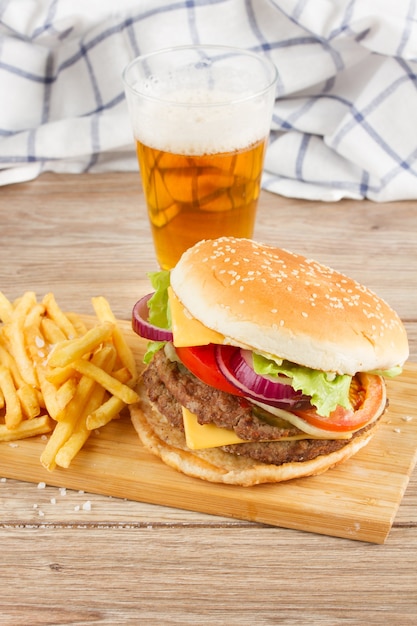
{"left": 168, "top": 287, "right": 225, "bottom": 347}
{"left": 182, "top": 407, "right": 246, "bottom": 450}
{"left": 181, "top": 406, "right": 342, "bottom": 451}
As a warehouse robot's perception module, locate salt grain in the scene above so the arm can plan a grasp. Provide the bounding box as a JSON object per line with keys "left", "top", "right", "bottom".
{"left": 37, "top": 482, "right": 46, "bottom": 489}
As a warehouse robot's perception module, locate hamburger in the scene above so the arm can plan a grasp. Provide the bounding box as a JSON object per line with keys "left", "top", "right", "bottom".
{"left": 129, "top": 237, "right": 409, "bottom": 486}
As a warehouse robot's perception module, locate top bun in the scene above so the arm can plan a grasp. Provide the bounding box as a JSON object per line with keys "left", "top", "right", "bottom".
{"left": 170, "top": 237, "right": 409, "bottom": 375}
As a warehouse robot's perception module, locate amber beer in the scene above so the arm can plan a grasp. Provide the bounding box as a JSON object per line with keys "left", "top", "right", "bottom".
{"left": 136, "top": 138, "right": 267, "bottom": 269}
{"left": 123, "top": 46, "right": 278, "bottom": 268}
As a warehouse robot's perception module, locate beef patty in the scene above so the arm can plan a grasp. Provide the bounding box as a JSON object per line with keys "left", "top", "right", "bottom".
{"left": 142, "top": 348, "right": 380, "bottom": 466}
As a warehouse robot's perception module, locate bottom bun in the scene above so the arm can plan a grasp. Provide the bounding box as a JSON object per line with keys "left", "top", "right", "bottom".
{"left": 129, "top": 381, "right": 379, "bottom": 486}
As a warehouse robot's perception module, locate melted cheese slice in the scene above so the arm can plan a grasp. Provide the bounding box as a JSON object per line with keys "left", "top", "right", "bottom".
{"left": 181, "top": 407, "right": 343, "bottom": 451}
{"left": 182, "top": 407, "right": 246, "bottom": 450}
{"left": 169, "top": 287, "right": 225, "bottom": 347}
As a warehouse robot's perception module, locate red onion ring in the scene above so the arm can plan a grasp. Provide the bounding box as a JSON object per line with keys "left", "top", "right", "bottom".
{"left": 215, "top": 345, "right": 309, "bottom": 408}
{"left": 132, "top": 293, "right": 173, "bottom": 342}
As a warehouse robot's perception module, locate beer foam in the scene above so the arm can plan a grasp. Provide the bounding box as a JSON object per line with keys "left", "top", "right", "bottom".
{"left": 130, "top": 87, "right": 272, "bottom": 155}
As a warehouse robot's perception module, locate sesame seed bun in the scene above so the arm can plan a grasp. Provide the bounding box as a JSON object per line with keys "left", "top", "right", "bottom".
{"left": 170, "top": 237, "right": 409, "bottom": 375}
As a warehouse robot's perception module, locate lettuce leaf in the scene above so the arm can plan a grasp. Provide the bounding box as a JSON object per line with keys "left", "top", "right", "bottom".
{"left": 252, "top": 353, "right": 352, "bottom": 417}
{"left": 143, "top": 270, "right": 171, "bottom": 364}
{"left": 147, "top": 270, "right": 171, "bottom": 329}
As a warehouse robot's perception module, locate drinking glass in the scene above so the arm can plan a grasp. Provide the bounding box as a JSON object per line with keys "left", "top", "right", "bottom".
{"left": 123, "top": 45, "right": 278, "bottom": 269}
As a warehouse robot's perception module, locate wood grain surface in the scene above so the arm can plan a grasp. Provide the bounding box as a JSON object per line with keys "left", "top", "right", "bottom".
{"left": 1, "top": 173, "right": 416, "bottom": 624}
{"left": 1, "top": 318, "right": 416, "bottom": 544}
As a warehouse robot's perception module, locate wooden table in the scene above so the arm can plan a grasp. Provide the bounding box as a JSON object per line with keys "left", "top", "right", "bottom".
{"left": 1, "top": 172, "right": 416, "bottom": 624}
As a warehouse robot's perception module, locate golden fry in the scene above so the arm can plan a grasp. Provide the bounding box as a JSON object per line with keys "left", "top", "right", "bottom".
{"left": 0, "top": 291, "right": 13, "bottom": 323}
{"left": 65, "top": 312, "right": 88, "bottom": 336}
{"left": 41, "top": 346, "right": 115, "bottom": 469}
{"left": 112, "top": 367, "right": 132, "bottom": 384}
{"left": 92, "top": 296, "right": 138, "bottom": 380}
{"left": 4, "top": 292, "right": 38, "bottom": 387}
{"left": 54, "top": 425, "right": 90, "bottom": 468}
{"left": 55, "top": 378, "right": 78, "bottom": 412}
{"left": 71, "top": 358, "right": 139, "bottom": 404}
{"left": 47, "top": 321, "right": 115, "bottom": 368}
{"left": 42, "top": 292, "right": 78, "bottom": 339}
{"left": 0, "top": 366, "right": 22, "bottom": 429}
{"left": 40, "top": 419, "right": 75, "bottom": 471}
{"left": 40, "top": 375, "right": 95, "bottom": 470}
{"left": 0, "top": 415, "right": 53, "bottom": 441}
{"left": 0, "top": 343, "right": 25, "bottom": 389}
{"left": 43, "top": 363, "right": 76, "bottom": 386}
{"left": 36, "top": 368, "right": 73, "bottom": 421}
{"left": 55, "top": 375, "right": 108, "bottom": 468}
{"left": 40, "top": 317, "right": 67, "bottom": 344}
{"left": 86, "top": 394, "right": 125, "bottom": 430}
{"left": 1, "top": 290, "right": 139, "bottom": 468}
{"left": 24, "top": 302, "right": 45, "bottom": 329}
{"left": 24, "top": 302, "right": 47, "bottom": 365}
{"left": 55, "top": 347, "right": 118, "bottom": 467}
{"left": 17, "top": 384, "right": 41, "bottom": 419}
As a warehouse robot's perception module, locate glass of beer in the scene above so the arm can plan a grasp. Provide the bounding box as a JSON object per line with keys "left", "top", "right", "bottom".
{"left": 123, "top": 45, "right": 278, "bottom": 269}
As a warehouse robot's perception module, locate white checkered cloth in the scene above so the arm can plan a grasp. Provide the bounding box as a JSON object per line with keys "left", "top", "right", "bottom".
{"left": 1, "top": 0, "right": 416, "bottom": 201}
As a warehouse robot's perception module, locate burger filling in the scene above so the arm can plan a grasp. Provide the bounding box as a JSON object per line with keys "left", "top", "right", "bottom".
{"left": 142, "top": 347, "right": 385, "bottom": 466}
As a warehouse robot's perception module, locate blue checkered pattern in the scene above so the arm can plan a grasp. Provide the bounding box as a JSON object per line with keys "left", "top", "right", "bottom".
{"left": 0, "top": 0, "right": 416, "bottom": 200}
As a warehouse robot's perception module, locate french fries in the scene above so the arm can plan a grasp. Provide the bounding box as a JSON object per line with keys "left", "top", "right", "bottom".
{"left": 0, "top": 291, "right": 139, "bottom": 470}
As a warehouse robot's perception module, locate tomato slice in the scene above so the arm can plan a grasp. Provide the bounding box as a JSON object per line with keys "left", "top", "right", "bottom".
{"left": 175, "top": 345, "right": 244, "bottom": 396}
{"left": 175, "top": 347, "right": 385, "bottom": 433}
{"left": 292, "top": 373, "right": 385, "bottom": 432}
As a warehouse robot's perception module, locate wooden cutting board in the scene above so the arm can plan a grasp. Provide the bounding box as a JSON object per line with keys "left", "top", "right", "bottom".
{"left": 1, "top": 317, "right": 416, "bottom": 543}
